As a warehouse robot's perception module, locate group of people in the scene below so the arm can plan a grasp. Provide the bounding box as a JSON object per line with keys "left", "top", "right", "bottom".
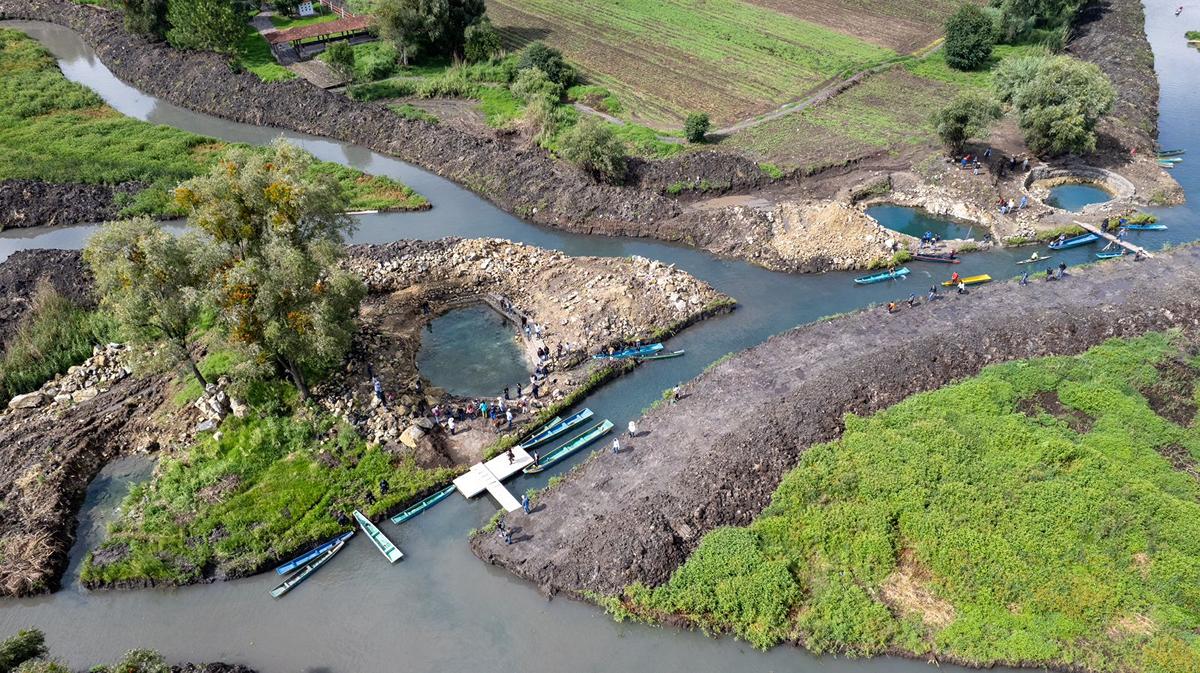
{"left": 997, "top": 195, "right": 1029, "bottom": 215}
{"left": 1020, "top": 261, "right": 1070, "bottom": 285}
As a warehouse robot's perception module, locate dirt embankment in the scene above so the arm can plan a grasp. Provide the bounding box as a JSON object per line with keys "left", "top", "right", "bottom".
{"left": 322, "top": 238, "right": 733, "bottom": 465}
{"left": 473, "top": 246, "right": 1200, "bottom": 596}
{"left": 0, "top": 248, "right": 93, "bottom": 349}
{"left": 0, "top": 179, "right": 144, "bottom": 231}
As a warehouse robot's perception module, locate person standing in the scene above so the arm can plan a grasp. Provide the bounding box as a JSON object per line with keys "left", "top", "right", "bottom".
{"left": 611, "top": 437, "right": 621, "bottom": 454}
{"left": 447, "top": 417, "right": 456, "bottom": 435}
{"left": 628, "top": 420, "right": 638, "bottom": 437}
{"left": 505, "top": 408, "right": 514, "bottom": 430}
{"left": 372, "top": 377, "right": 384, "bottom": 405}
{"left": 521, "top": 493, "right": 531, "bottom": 514}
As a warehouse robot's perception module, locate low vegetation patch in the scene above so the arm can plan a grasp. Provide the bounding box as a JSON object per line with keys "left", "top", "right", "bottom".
{"left": 620, "top": 333, "right": 1200, "bottom": 672}
{"left": 0, "top": 29, "right": 424, "bottom": 215}
{"left": 0, "top": 283, "right": 112, "bottom": 401}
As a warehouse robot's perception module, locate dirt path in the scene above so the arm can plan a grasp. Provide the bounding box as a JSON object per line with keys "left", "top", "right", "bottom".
{"left": 473, "top": 246, "right": 1200, "bottom": 596}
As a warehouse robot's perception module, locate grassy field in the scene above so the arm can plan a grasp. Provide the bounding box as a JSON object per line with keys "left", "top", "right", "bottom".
{"left": 0, "top": 29, "right": 427, "bottom": 214}
{"left": 485, "top": 0, "right": 900, "bottom": 127}
{"left": 620, "top": 333, "right": 1200, "bottom": 672}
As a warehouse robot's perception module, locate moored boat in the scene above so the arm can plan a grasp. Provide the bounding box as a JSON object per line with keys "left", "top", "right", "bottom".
{"left": 354, "top": 510, "right": 403, "bottom": 563}
{"left": 518, "top": 409, "right": 594, "bottom": 451}
{"left": 592, "top": 343, "right": 664, "bottom": 360}
{"left": 1016, "top": 253, "right": 1052, "bottom": 265}
{"left": 390, "top": 485, "right": 457, "bottom": 525}
{"left": 275, "top": 531, "right": 354, "bottom": 576}
{"left": 1048, "top": 233, "right": 1099, "bottom": 250}
{"left": 270, "top": 539, "right": 346, "bottom": 598}
{"left": 523, "top": 420, "right": 615, "bottom": 474}
{"left": 941, "top": 274, "right": 992, "bottom": 287}
{"left": 1122, "top": 223, "right": 1167, "bottom": 231}
{"left": 1157, "top": 148, "right": 1185, "bottom": 157}
{"left": 853, "top": 267, "right": 910, "bottom": 285}
{"left": 1158, "top": 161, "right": 1177, "bottom": 169}
{"left": 1096, "top": 251, "right": 1126, "bottom": 259}
{"left": 636, "top": 349, "right": 686, "bottom": 361}
{"left": 912, "top": 252, "right": 960, "bottom": 264}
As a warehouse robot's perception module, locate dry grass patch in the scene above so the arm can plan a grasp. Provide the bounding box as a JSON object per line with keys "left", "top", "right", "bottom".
{"left": 878, "top": 548, "right": 956, "bottom": 630}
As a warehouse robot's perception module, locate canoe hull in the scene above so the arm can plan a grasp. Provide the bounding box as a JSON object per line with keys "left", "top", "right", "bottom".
{"left": 523, "top": 420, "right": 615, "bottom": 474}
{"left": 1048, "top": 233, "right": 1099, "bottom": 250}
{"left": 1016, "top": 255, "right": 1053, "bottom": 265}
{"left": 593, "top": 344, "right": 664, "bottom": 360}
{"left": 1096, "top": 252, "right": 1125, "bottom": 259}
{"left": 636, "top": 350, "right": 686, "bottom": 361}
{"left": 518, "top": 409, "right": 595, "bottom": 451}
{"left": 853, "top": 267, "right": 911, "bottom": 285}
{"left": 270, "top": 540, "right": 345, "bottom": 598}
{"left": 912, "top": 254, "right": 960, "bottom": 264}
{"left": 274, "top": 531, "right": 354, "bottom": 576}
{"left": 1123, "top": 224, "right": 1167, "bottom": 231}
{"left": 354, "top": 510, "right": 403, "bottom": 563}
{"left": 390, "top": 485, "right": 457, "bottom": 525}
{"left": 941, "top": 275, "right": 992, "bottom": 287}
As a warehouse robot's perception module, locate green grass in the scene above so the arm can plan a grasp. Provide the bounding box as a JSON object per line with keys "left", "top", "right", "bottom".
{"left": 1186, "top": 31, "right": 1200, "bottom": 41}
{"left": 566, "top": 84, "right": 622, "bottom": 115}
{"left": 477, "top": 86, "right": 524, "bottom": 128}
{"left": 0, "top": 29, "right": 426, "bottom": 216}
{"left": 234, "top": 29, "right": 296, "bottom": 83}
{"left": 268, "top": 12, "right": 338, "bottom": 30}
{"left": 0, "top": 285, "right": 113, "bottom": 402}
{"left": 758, "top": 163, "right": 784, "bottom": 179}
{"left": 389, "top": 103, "right": 439, "bottom": 124}
{"left": 621, "top": 333, "right": 1200, "bottom": 672}
{"left": 82, "top": 407, "right": 456, "bottom": 586}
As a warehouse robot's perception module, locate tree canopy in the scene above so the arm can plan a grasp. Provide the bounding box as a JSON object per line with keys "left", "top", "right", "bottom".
{"left": 374, "top": 0, "right": 449, "bottom": 66}
{"left": 518, "top": 42, "right": 576, "bottom": 86}
{"left": 558, "top": 118, "right": 627, "bottom": 184}
{"left": 463, "top": 17, "right": 501, "bottom": 63}
{"left": 995, "top": 55, "right": 1115, "bottom": 155}
{"left": 932, "top": 92, "right": 1002, "bottom": 153}
{"left": 684, "top": 112, "right": 711, "bottom": 143}
{"left": 165, "top": 0, "right": 245, "bottom": 54}
{"left": 944, "top": 4, "right": 995, "bottom": 71}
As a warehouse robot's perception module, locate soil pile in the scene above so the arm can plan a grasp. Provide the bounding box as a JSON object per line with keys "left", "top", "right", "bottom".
{"left": 473, "top": 246, "right": 1200, "bottom": 596}
{"left": 767, "top": 201, "right": 911, "bottom": 270}
{"left": 0, "top": 179, "right": 142, "bottom": 230}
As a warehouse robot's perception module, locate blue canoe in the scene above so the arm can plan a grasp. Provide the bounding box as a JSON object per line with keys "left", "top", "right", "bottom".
{"left": 1122, "top": 223, "right": 1167, "bottom": 231}
{"left": 523, "top": 420, "right": 615, "bottom": 474}
{"left": 593, "top": 343, "right": 664, "bottom": 360}
{"left": 274, "top": 531, "right": 354, "bottom": 576}
{"left": 1048, "top": 233, "right": 1099, "bottom": 250}
{"left": 1096, "top": 251, "right": 1126, "bottom": 259}
{"left": 519, "top": 409, "right": 594, "bottom": 451}
{"left": 853, "top": 267, "right": 910, "bottom": 285}
{"left": 270, "top": 539, "right": 347, "bottom": 598}
{"left": 390, "top": 484, "right": 457, "bottom": 525}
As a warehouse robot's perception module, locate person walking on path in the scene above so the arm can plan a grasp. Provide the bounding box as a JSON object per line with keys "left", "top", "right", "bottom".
{"left": 521, "top": 494, "right": 530, "bottom": 514}
{"left": 506, "top": 447, "right": 515, "bottom": 464}
{"left": 611, "top": 437, "right": 621, "bottom": 454}
{"left": 505, "top": 408, "right": 514, "bottom": 430}
{"left": 505, "top": 529, "right": 513, "bottom": 544}
{"left": 1020, "top": 270, "right": 1030, "bottom": 286}
{"left": 628, "top": 420, "right": 638, "bottom": 437}
{"left": 671, "top": 384, "right": 681, "bottom": 403}
{"left": 1058, "top": 261, "right": 1068, "bottom": 279}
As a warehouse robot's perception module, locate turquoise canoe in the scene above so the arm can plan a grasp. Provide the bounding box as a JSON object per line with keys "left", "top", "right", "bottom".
{"left": 390, "top": 485, "right": 456, "bottom": 525}
{"left": 1096, "top": 251, "right": 1126, "bottom": 259}
{"left": 270, "top": 539, "right": 346, "bottom": 598}
{"left": 853, "top": 267, "right": 910, "bottom": 285}
{"left": 1157, "top": 149, "right": 1185, "bottom": 157}
{"left": 592, "top": 344, "right": 664, "bottom": 360}
{"left": 275, "top": 531, "right": 354, "bottom": 576}
{"left": 518, "top": 409, "right": 594, "bottom": 451}
{"left": 523, "top": 420, "right": 615, "bottom": 474}
{"left": 354, "top": 510, "right": 403, "bottom": 563}
{"left": 636, "top": 349, "right": 686, "bottom": 361}
{"left": 1122, "top": 223, "right": 1167, "bottom": 231}
{"left": 1048, "top": 233, "right": 1099, "bottom": 250}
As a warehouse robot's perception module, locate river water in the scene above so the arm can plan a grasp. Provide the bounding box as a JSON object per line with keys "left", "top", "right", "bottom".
{"left": 2, "top": 3, "right": 1199, "bottom": 670}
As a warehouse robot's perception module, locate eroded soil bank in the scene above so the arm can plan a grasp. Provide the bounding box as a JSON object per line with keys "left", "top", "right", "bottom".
{"left": 473, "top": 245, "right": 1200, "bottom": 596}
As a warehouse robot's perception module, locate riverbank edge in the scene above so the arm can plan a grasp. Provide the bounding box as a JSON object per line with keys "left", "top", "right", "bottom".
{"left": 472, "top": 245, "right": 1200, "bottom": 669}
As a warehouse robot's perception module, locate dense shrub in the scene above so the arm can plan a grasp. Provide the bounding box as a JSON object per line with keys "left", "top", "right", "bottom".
{"left": 165, "top": 0, "right": 244, "bottom": 54}
{"left": 932, "top": 91, "right": 1002, "bottom": 152}
{"left": 996, "top": 54, "right": 1115, "bottom": 155}
{"left": 464, "top": 17, "right": 501, "bottom": 63}
{"left": 944, "top": 4, "right": 995, "bottom": 71}
{"left": 324, "top": 40, "right": 356, "bottom": 80}
{"left": 557, "top": 118, "right": 627, "bottom": 183}
{"left": 0, "top": 629, "right": 47, "bottom": 673}
{"left": 517, "top": 41, "right": 575, "bottom": 86}
{"left": 684, "top": 112, "right": 710, "bottom": 143}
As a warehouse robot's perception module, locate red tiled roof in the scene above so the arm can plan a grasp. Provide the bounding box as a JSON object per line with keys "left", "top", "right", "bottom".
{"left": 266, "top": 15, "right": 372, "bottom": 45}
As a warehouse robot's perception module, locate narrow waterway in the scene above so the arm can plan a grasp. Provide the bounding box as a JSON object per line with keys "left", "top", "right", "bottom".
{"left": 2, "top": 2, "right": 1199, "bottom": 669}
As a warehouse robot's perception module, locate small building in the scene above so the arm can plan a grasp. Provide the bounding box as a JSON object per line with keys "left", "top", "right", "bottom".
{"left": 266, "top": 15, "right": 374, "bottom": 62}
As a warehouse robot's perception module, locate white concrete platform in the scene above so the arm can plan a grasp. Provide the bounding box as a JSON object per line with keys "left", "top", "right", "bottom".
{"left": 453, "top": 446, "right": 533, "bottom": 506}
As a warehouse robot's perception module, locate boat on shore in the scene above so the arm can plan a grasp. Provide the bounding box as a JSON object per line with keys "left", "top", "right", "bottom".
{"left": 941, "top": 274, "right": 992, "bottom": 287}
{"left": 1048, "top": 233, "right": 1099, "bottom": 250}
{"left": 853, "top": 267, "right": 910, "bottom": 285}
{"left": 637, "top": 349, "right": 686, "bottom": 361}
{"left": 592, "top": 343, "right": 664, "bottom": 360}
{"left": 518, "top": 409, "right": 595, "bottom": 451}
{"left": 274, "top": 531, "right": 354, "bottom": 576}
{"left": 1016, "top": 253, "right": 1053, "bottom": 265}
{"left": 1122, "top": 223, "right": 1167, "bottom": 231}
{"left": 390, "top": 485, "right": 457, "bottom": 525}
{"left": 523, "top": 420, "right": 615, "bottom": 474}
{"left": 912, "top": 252, "right": 960, "bottom": 264}
{"left": 354, "top": 510, "right": 403, "bottom": 563}
{"left": 270, "top": 539, "right": 346, "bottom": 598}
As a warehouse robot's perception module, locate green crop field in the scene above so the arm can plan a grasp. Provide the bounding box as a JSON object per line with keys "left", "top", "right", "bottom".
{"left": 619, "top": 333, "right": 1200, "bottom": 673}
{"left": 485, "top": 0, "right": 900, "bottom": 127}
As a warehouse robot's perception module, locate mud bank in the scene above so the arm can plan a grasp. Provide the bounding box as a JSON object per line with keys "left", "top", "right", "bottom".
{"left": 0, "top": 179, "right": 143, "bottom": 230}
{"left": 0, "top": 248, "right": 93, "bottom": 349}
{"left": 473, "top": 245, "right": 1200, "bottom": 596}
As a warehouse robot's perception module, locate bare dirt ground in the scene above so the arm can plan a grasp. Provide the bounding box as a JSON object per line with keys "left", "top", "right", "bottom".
{"left": 740, "top": 0, "right": 964, "bottom": 53}
{"left": 474, "top": 245, "right": 1200, "bottom": 596}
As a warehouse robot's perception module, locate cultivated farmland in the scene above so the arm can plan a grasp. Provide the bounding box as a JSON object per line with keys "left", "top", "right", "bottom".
{"left": 742, "top": 0, "right": 979, "bottom": 52}
{"left": 485, "top": 0, "right": 900, "bottom": 127}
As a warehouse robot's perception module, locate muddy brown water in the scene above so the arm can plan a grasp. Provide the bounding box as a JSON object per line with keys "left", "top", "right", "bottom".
{"left": 2, "top": 3, "right": 1199, "bottom": 670}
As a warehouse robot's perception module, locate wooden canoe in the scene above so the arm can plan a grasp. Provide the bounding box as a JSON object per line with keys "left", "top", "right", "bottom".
{"left": 592, "top": 343, "right": 664, "bottom": 360}
{"left": 275, "top": 531, "right": 354, "bottom": 576}
{"left": 354, "top": 510, "right": 403, "bottom": 563}
{"left": 636, "top": 349, "right": 686, "bottom": 361}
{"left": 1048, "top": 233, "right": 1099, "bottom": 250}
{"left": 518, "top": 409, "right": 594, "bottom": 451}
{"left": 1016, "top": 254, "right": 1053, "bottom": 265}
{"left": 853, "top": 267, "right": 910, "bottom": 285}
{"left": 523, "top": 420, "right": 615, "bottom": 474}
{"left": 1122, "top": 224, "right": 1167, "bottom": 231}
{"left": 1096, "top": 251, "right": 1126, "bottom": 259}
{"left": 390, "top": 485, "right": 456, "bottom": 525}
{"left": 912, "top": 253, "right": 960, "bottom": 264}
{"left": 941, "top": 274, "right": 992, "bottom": 287}
{"left": 270, "top": 539, "right": 346, "bottom": 598}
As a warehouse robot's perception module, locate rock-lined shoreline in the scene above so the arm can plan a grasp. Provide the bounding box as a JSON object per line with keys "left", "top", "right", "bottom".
{"left": 473, "top": 245, "right": 1200, "bottom": 597}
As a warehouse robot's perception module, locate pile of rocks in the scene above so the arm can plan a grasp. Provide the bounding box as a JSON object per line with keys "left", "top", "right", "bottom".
{"left": 6, "top": 343, "right": 131, "bottom": 411}
{"left": 767, "top": 201, "right": 912, "bottom": 271}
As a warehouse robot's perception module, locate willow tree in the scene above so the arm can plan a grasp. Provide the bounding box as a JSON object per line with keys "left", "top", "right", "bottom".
{"left": 85, "top": 217, "right": 212, "bottom": 386}
{"left": 174, "top": 140, "right": 365, "bottom": 400}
